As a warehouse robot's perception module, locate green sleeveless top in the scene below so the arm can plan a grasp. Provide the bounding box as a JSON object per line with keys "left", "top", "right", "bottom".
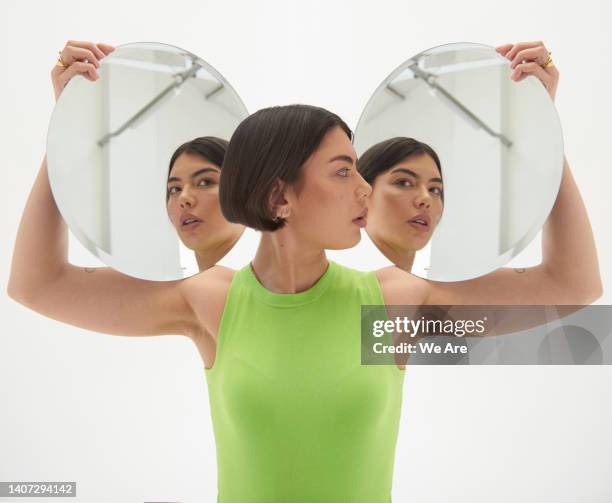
{"left": 205, "top": 260, "right": 405, "bottom": 503}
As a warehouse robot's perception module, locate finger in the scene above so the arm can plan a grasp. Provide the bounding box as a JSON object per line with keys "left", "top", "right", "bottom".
{"left": 495, "top": 44, "right": 513, "bottom": 57}
{"left": 511, "top": 61, "right": 552, "bottom": 88}
{"left": 64, "top": 40, "right": 106, "bottom": 60}
{"left": 96, "top": 43, "right": 115, "bottom": 56}
{"left": 57, "top": 61, "right": 99, "bottom": 89}
{"left": 504, "top": 41, "right": 545, "bottom": 62}
{"left": 510, "top": 46, "right": 549, "bottom": 69}
{"left": 61, "top": 46, "right": 101, "bottom": 68}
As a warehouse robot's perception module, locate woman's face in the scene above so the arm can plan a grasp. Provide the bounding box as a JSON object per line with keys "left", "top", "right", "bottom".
{"left": 366, "top": 153, "right": 444, "bottom": 253}
{"left": 166, "top": 152, "right": 244, "bottom": 251}
{"left": 282, "top": 126, "right": 371, "bottom": 250}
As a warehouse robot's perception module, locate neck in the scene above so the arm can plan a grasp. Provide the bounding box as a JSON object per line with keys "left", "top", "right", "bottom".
{"left": 369, "top": 233, "right": 416, "bottom": 273}
{"left": 251, "top": 228, "right": 328, "bottom": 293}
{"left": 194, "top": 233, "right": 242, "bottom": 271}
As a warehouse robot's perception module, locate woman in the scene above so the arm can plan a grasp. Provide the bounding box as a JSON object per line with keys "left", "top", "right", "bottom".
{"left": 8, "top": 40, "right": 602, "bottom": 502}
{"left": 166, "top": 136, "right": 245, "bottom": 271}
{"left": 358, "top": 137, "right": 444, "bottom": 272}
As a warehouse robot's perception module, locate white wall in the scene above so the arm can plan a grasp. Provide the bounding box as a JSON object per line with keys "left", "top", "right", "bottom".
{"left": 1, "top": 1, "right": 611, "bottom": 502}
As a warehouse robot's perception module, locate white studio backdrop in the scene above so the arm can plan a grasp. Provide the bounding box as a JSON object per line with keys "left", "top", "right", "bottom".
{"left": 1, "top": 1, "right": 611, "bottom": 502}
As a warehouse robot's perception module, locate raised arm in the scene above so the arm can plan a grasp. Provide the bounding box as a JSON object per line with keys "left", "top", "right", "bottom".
{"left": 424, "top": 41, "right": 602, "bottom": 306}
{"left": 7, "top": 41, "right": 201, "bottom": 338}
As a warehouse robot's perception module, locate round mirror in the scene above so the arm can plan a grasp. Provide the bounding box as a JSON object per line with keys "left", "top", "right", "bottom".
{"left": 354, "top": 42, "right": 563, "bottom": 281}
{"left": 47, "top": 42, "right": 249, "bottom": 281}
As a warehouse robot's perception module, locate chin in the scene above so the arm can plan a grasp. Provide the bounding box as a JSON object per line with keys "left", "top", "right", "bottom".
{"left": 177, "top": 235, "right": 199, "bottom": 250}
{"left": 407, "top": 236, "right": 432, "bottom": 251}
{"left": 328, "top": 231, "right": 362, "bottom": 250}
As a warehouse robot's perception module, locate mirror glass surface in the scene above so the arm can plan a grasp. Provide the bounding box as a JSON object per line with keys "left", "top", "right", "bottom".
{"left": 47, "top": 42, "right": 249, "bottom": 280}
{"left": 354, "top": 42, "right": 563, "bottom": 281}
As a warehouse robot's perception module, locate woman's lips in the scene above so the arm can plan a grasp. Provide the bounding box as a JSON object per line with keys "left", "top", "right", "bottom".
{"left": 353, "top": 216, "right": 367, "bottom": 228}
{"left": 353, "top": 208, "right": 368, "bottom": 228}
{"left": 181, "top": 220, "right": 202, "bottom": 231}
{"left": 180, "top": 213, "right": 202, "bottom": 232}
{"left": 407, "top": 220, "right": 429, "bottom": 233}
{"left": 180, "top": 213, "right": 203, "bottom": 231}
{"left": 407, "top": 214, "right": 431, "bottom": 233}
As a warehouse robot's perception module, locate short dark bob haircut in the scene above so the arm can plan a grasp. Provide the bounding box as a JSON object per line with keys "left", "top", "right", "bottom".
{"left": 166, "top": 136, "right": 228, "bottom": 201}
{"left": 358, "top": 137, "right": 443, "bottom": 202}
{"left": 220, "top": 105, "right": 353, "bottom": 232}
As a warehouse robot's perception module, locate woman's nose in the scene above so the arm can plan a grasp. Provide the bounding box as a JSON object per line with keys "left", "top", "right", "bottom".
{"left": 356, "top": 172, "right": 372, "bottom": 200}
{"left": 413, "top": 187, "right": 431, "bottom": 209}
{"left": 179, "top": 186, "right": 197, "bottom": 208}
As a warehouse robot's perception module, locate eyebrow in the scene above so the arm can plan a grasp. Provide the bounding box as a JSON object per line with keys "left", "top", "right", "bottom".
{"left": 167, "top": 167, "right": 219, "bottom": 184}
{"left": 329, "top": 154, "right": 356, "bottom": 165}
{"left": 390, "top": 167, "right": 443, "bottom": 184}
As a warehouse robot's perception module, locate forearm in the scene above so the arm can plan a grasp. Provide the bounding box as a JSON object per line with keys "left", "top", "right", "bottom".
{"left": 8, "top": 158, "right": 69, "bottom": 301}
{"left": 540, "top": 157, "right": 603, "bottom": 300}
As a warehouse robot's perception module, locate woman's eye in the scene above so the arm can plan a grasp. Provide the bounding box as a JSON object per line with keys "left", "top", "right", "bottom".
{"left": 337, "top": 168, "right": 350, "bottom": 177}
{"left": 198, "top": 178, "right": 216, "bottom": 187}
{"left": 396, "top": 179, "right": 412, "bottom": 187}
{"left": 430, "top": 186, "right": 443, "bottom": 196}
{"left": 167, "top": 186, "right": 181, "bottom": 196}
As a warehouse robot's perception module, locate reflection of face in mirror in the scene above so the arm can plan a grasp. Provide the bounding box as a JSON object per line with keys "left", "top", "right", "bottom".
{"left": 165, "top": 137, "right": 244, "bottom": 271}
{"left": 354, "top": 42, "right": 565, "bottom": 281}
{"left": 46, "top": 42, "right": 250, "bottom": 280}
{"left": 359, "top": 138, "right": 444, "bottom": 272}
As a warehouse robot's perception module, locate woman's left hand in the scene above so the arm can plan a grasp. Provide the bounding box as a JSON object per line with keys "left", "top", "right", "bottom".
{"left": 496, "top": 41, "right": 559, "bottom": 101}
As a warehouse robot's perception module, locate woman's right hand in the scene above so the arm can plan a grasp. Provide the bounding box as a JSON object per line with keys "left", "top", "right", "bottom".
{"left": 51, "top": 40, "right": 115, "bottom": 100}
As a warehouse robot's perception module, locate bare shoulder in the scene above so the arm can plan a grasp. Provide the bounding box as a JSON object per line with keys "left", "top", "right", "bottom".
{"left": 375, "top": 266, "right": 429, "bottom": 305}
{"left": 179, "top": 265, "right": 236, "bottom": 339}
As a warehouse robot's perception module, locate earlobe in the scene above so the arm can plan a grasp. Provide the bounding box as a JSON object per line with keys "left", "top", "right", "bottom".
{"left": 273, "top": 205, "right": 291, "bottom": 222}
{"left": 268, "top": 179, "right": 291, "bottom": 220}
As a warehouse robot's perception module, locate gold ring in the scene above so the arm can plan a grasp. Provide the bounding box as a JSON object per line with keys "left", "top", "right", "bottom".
{"left": 542, "top": 51, "right": 554, "bottom": 69}
{"left": 56, "top": 51, "right": 67, "bottom": 68}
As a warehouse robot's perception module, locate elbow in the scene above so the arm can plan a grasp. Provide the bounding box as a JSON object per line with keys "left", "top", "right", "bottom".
{"left": 7, "top": 280, "right": 35, "bottom": 308}
{"left": 583, "top": 279, "right": 604, "bottom": 305}
{"left": 7, "top": 276, "right": 22, "bottom": 303}
{"left": 7, "top": 264, "right": 66, "bottom": 310}
{"left": 579, "top": 269, "right": 604, "bottom": 304}
{"left": 6, "top": 274, "right": 45, "bottom": 310}
{"left": 545, "top": 269, "right": 604, "bottom": 305}
{"left": 565, "top": 278, "right": 603, "bottom": 305}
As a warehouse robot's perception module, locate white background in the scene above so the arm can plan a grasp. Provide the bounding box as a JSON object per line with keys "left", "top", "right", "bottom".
{"left": 1, "top": 0, "right": 611, "bottom": 502}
